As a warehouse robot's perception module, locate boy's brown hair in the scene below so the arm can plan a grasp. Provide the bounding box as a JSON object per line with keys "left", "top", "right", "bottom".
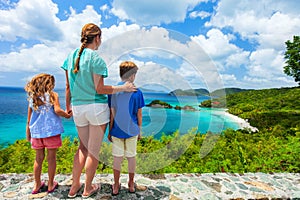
{"left": 119, "top": 61, "right": 138, "bottom": 80}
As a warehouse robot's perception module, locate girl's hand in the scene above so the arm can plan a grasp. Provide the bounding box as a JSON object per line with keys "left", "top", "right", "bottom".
{"left": 26, "top": 135, "right": 31, "bottom": 142}
{"left": 66, "top": 110, "right": 73, "bottom": 118}
{"left": 108, "top": 134, "right": 112, "bottom": 142}
{"left": 123, "top": 82, "right": 137, "bottom": 92}
{"left": 26, "top": 126, "right": 31, "bottom": 142}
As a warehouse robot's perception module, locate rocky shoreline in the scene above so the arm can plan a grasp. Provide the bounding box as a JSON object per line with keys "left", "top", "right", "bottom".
{"left": 0, "top": 173, "right": 299, "bottom": 199}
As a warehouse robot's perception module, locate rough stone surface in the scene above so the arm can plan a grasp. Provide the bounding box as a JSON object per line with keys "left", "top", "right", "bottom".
{"left": 0, "top": 173, "right": 299, "bottom": 199}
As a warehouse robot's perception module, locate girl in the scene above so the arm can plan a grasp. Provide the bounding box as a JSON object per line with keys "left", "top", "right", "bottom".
{"left": 25, "top": 73, "right": 72, "bottom": 194}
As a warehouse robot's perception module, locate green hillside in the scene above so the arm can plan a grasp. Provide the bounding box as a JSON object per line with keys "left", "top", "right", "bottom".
{"left": 207, "top": 87, "right": 300, "bottom": 130}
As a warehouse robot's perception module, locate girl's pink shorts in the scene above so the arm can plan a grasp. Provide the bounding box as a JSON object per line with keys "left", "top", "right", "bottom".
{"left": 31, "top": 134, "right": 62, "bottom": 149}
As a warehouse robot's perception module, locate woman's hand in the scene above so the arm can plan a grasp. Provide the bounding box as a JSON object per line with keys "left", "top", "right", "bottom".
{"left": 123, "top": 82, "right": 137, "bottom": 92}
{"left": 65, "top": 110, "right": 73, "bottom": 119}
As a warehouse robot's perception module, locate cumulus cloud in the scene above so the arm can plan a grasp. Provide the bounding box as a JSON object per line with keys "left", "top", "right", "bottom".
{"left": 207, "top": 0, "right": 300, "bottom": 50}
{"left": 111, "top": 0, "right": 204, "bottom": 25}
{"left": 0, "top": 0, "right": 62, "bottom": 42}
{"left": 195, "top": 0, "right": 300, "bottom": 88}
{"left": 191, "top": 28, "right": 246, "bottom": 74}
{"left": 247, "top": 49, "right": 285, "bottom": 78}
{"left": 0, "top": 4, "right": 104, "bottom": 74}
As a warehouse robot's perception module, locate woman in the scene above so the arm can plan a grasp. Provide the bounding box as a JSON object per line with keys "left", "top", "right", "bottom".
{"left": 61, "top": 23, "right": 136, "bottom": 198}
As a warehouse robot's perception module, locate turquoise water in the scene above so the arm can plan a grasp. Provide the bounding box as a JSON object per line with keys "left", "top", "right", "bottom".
{"left": 0, "top": 87, "right": 239, "bottom": 147}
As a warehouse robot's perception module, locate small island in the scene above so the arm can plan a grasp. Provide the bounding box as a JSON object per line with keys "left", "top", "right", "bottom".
{"left": 146, "top": 100, "right": 173, "bottom": 108}
{"left": 146, "top": 100, "right": 198, "bottom": 111}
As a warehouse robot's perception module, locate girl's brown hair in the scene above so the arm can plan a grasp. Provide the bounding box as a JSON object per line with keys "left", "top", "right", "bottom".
{"left": 119, "top": 61, "right": 138, "bottom": 80}
{"left": 24, "top": 73, "right": 55, "bottom": 110}
{"left": 73, "top": 23, "right": 102, "bottom": 74}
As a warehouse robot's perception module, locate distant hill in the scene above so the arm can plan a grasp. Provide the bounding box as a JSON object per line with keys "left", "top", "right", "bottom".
{"left": 169, "top": 88, "right": 209, "bottom": 96}
{"left": 210, "top": 88, "right": 252, "bottom": 97}
{"left": 168, "top": 87, "right": 249, "bottom": 97}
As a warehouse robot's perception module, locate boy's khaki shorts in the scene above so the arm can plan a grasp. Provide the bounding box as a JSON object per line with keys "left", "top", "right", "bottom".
{"left": 111, "top": 136, "right": 138, "bottom": 157}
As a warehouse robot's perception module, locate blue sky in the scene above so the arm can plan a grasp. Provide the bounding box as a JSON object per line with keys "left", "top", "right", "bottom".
{"left": 0, "top": 0, "right": 299, "bottom": 92}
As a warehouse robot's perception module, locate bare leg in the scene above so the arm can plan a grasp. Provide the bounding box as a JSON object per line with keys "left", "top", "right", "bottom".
{"left": 82, "top": 124, "right": 106, "bottom": 196}
{"left": 112, "top": 156, "right": 123, "bottom": 194}
{"left": 68, "top": 126, "right": 89, "bottom": 196}
{"left": 33, "top": 149, "right": 45, "bottom": 191}
{"left": 127, "top": 157, "right": 136, "bottom": 192}
{"left": 47, "top": 148, "right": 57, "bottom": 191}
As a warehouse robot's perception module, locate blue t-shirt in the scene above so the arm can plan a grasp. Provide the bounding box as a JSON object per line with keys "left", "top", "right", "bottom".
{"left": 108, "top": 82, "right": 145, "bottom": 139}
{"left": 61, "top": 48, "right": 108, "bottom": 105}
{"left": 29, "top": 94, "right": 64, "bottom": 138}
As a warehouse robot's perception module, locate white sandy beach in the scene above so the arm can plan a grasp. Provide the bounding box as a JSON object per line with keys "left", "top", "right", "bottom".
{"left": 214, "top": 109, "right": 258, "bottom": 132}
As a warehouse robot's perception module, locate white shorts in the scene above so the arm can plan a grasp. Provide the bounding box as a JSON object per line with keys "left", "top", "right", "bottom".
{"left": 112, "top": 136, "right": 138, "bottom": 157}
{"left": 72, "top": 103, "right": 110, "bottom": 127}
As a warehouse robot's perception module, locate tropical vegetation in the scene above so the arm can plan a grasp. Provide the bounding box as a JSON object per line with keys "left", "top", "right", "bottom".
{"left": 284, "top": 35, "right": 300, "bottom": 85}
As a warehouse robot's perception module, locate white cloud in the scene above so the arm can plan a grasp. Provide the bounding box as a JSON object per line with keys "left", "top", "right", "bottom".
{"left": 189, "top": 11, "right": 211, "bottom": 19}
{"left": 100, "top": 4, "right": 109, "bottom": 12}
{"left": 221, "top": 74, "right": 237, "bottom": 84}
{"left": 192, "top": 29, "right": 240, "bottom": 60}
{"left": 0, "top": 0, "right": 61, "bottom": 42}
{"left": 196, "top": 0, "right": 300, "bottom": 89}
{"left": 207, "top": 0, "right": 300, "bottom": 51}
{"left": 111, "top": 0, "right": 204, "bottom": 25}
{"left": 0, "top": 4, "right": 105, "bottom": 72}
{"left": 225, "top": 51, "right": 250, "bottom": 68}
{"left": 247, "top": 48, "right": 285, "bottom": 78}
{"left": 0, "top": 44, "right": 64, "bottom": 72}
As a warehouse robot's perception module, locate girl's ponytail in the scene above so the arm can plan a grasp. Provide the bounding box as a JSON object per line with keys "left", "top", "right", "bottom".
{"left": 73, "top": 23, "right": 101, "bottom": 74}
{"left": 74, "top": 36, "right": 87, "bottom": 74}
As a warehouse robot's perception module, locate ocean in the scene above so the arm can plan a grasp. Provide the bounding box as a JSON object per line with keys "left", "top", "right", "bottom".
{"left": 0, "top": 87, "right": 239, "bottom": 147}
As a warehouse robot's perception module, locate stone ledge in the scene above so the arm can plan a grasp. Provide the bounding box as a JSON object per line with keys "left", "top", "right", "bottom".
{"left": 0, "top": 173, "right": 299, "bottom": 200}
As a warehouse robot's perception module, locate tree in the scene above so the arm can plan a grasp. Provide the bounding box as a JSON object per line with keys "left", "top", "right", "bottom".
{"left": 284, "top": 35, "right": 300, "bottom": 85}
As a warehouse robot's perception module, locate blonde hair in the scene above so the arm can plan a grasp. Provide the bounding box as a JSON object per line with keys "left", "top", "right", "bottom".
{"left": 24, "top": 73, "right": 55, "bottom": 110}
{"left": 74, "top": 23, "right": 102, "bottom": 74}
{"left": 119, "top": 61, "right": 138, "bottom": 80}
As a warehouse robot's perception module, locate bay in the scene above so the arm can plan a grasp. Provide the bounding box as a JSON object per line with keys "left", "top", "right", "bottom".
{"left": 0, "top": 87, "right": 239, "bottom": 147}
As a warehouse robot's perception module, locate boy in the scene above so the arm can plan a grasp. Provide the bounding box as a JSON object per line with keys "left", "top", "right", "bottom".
{"left": 108, "top": 61, "right": 145, "bottom": 195}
